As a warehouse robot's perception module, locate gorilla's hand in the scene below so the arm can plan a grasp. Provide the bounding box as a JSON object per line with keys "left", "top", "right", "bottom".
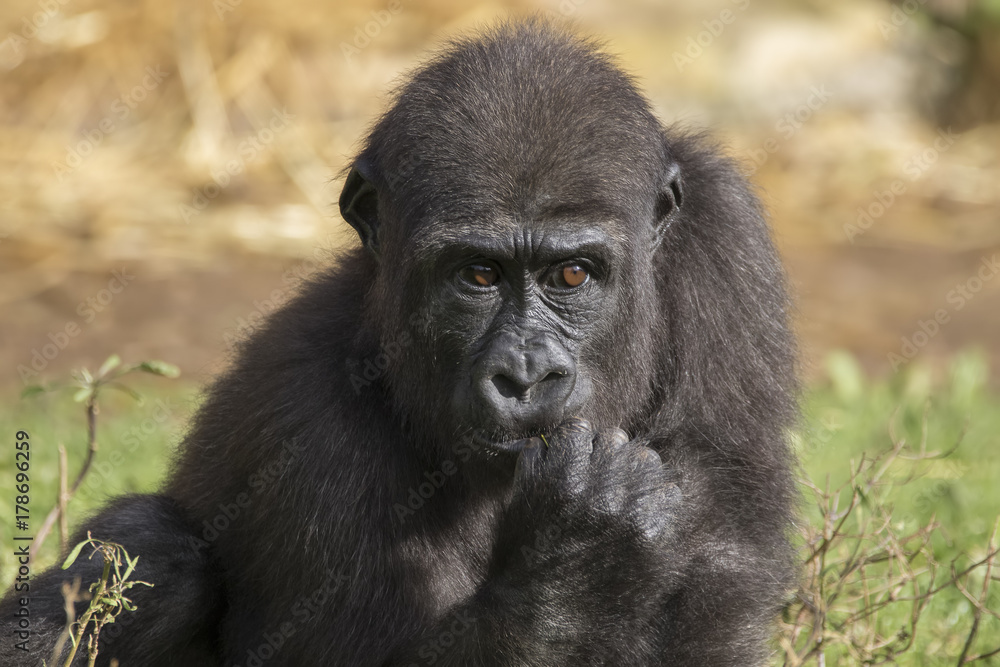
{"left": 516, "top": 418, "right": 679, "bottom": 541}
{"left": 493, "top": 418, "right": 681, "bottom": 617}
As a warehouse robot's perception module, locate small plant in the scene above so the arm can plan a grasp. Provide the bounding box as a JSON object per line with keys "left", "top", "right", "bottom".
{"left": 23, "top": 355, "right": 179, "bottom": 560}
{"left": 777, "top": 408, "right": 1000, "bottom": 665}
{"left": 50, "top": 534, "right": 152, "bottom": 667}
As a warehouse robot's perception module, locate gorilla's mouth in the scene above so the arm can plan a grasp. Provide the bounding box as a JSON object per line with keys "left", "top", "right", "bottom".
{"left": 470, "top": 429, "right": 541, "bottom": 455}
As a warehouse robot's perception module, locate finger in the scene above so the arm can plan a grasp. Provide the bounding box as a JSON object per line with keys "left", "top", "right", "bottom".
{"left": 549, "top": 418, "right": 593, "bottom": 470}
{"left": 590, "top": 427, "right": 630, "bottom": 465}
{"left": 557, "top": 416, "right": 591, "bottom": 432}
{"left": 633, "top": 482, "right": 682, "bottom": 541}
{"left": 632, "top": 445, "right": 663, "bottom": 475}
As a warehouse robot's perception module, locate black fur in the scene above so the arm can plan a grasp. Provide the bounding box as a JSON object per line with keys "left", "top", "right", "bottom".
{"left": 1, "top": 21, "right": 796, "bottom": 666}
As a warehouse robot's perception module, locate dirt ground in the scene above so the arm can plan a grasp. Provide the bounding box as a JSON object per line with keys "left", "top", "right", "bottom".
{"left": 2, "top": 0, "right": 999, "bottom": 390}
{"left": 2, "top": 232, "right": 998, "bottom": 392}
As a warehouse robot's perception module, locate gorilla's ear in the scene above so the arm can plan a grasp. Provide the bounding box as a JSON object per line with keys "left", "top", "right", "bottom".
{"left": 339, "top": 159, "right": 380, "bottom": 258}
{"left": 652, "top": 161, "right": 683, "bottom": 250}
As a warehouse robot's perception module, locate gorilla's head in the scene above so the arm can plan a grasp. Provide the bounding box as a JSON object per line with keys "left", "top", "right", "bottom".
{"left": 340, "top": 22, "right": 683, "bottom": 457}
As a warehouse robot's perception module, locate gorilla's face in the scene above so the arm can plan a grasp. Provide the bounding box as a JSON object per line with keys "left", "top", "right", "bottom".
{"left": 411, "top": 218, "right": 621, "bottom": 453}
{"left": 341, "top": 147, "right": 681, "bottom": 462}
{"left": 349, "top": 156, "right": 677, "bottom": 462}
{"left": 341, "top": 150, "right": 685, "bottom": 464}
{"left": 337, "top": 30, "right": 683, "bottom": 460}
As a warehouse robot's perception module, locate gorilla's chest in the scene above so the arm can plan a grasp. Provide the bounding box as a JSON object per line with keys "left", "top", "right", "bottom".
{"left": 403, "top": 497, "right": 503, "bottom": 615}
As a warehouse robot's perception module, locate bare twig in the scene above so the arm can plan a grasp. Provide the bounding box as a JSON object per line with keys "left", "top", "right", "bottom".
{"left": 58, "top": 444, "right": 69, "bottom": 553}
{"left": 31, "top": 397, "right": 99, "bottom": 562}
{"left": 778, "top": 414, "right": 999, "bottom": 666}
{"left": 956, "top": 521, "right": 999, "bottom": 665}
{"left": 50, "top": 577, "right": 83, "bottom": 665}
{"left": 24, "top": 357, "right": 179, "bottom": 564}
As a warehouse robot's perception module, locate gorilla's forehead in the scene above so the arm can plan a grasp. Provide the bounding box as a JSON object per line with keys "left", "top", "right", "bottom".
{"left": 379, "top": 109, "right": 659, "bottom": 221}
{"left": 416, "top": 163, "right": 644, "bottom": 219}
{"left": 409, "top": 214, "right": 628, "bottom": 267}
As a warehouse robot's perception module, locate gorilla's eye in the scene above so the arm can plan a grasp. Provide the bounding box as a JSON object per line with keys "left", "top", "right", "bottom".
{"left": 550, "top": 264, "right": 590, "bottom": 289}
{"left": 459, "top": 262, "right": 501, "bottom": 288}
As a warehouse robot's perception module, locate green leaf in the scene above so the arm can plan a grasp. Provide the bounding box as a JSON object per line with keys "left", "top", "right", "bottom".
{"left": 825, "top": 350, "right": 864, "bottom": 403}
{"left": 123, "top": 555, "right": 139, "bottom": 580}
{"left": 20, "top": 385, "right": 47, "bottom": 399}
{"left": 73, "top": 387, "right": 92, "bottom": 403}
{"left": 62, "top": 539, "right": 90, "bottom": 569}
{"left": 137, "top": 360, "right": 180, "bottom": 378}
{"left": 949, "top": 348, "right": 988, "bottom": 408}
{"left": 107, "top": 381, "right": 144, "bottom": 404}
{"left": 98, "top": 354, "right": 122, "bottom": 378}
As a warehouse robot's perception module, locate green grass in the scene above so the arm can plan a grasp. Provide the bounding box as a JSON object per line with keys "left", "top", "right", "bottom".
{"left": 799, "top": 350, "right": 999, "bottom": 554}
{"left": 789, "top": 349, "right": 1000, "bottom": 665}
{"left": 0, "top": 350, "right": 997, "bottom": 664}
{"left": 0, "top": 377, "right": 199, "bottom": 579}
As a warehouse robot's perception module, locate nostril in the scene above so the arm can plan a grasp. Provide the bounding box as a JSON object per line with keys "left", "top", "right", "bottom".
{"left": 490, "top": 370, "right": 570, "bottom": 403}
{"left": 491, "top": 375, "right": 524, "bottom": 400}
{"left": 540, "top": 371, "right": 565, "bottom": 385}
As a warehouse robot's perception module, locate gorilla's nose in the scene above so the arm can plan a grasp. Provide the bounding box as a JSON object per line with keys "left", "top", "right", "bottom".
{"left": 474, "top": 335, "right": 576, "bottom": 428}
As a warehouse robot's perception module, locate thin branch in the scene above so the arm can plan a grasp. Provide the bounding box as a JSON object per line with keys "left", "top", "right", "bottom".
{"left": 31, "top": 397, "right": 99, "bottom": 561}
{"left": 58, "top": 444, "right": 69, "bottom": 553}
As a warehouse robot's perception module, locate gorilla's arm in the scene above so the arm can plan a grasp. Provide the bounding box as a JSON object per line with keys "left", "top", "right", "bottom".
{"left": 381, "top": 429, "right": 788, "bottom": 667}
{"left": 384, "top": 420, "right": 682, "bottom": 666}
{"left": 0, "top": 495, "right": 222, "bottom": 667}
{"left": 650, "top": 435, "right": 796, "bottom": 666}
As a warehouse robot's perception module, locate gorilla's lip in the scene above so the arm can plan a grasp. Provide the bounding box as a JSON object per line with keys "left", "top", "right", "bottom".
{"left": 470, "top": 431, "right": 537, "bottom": 455}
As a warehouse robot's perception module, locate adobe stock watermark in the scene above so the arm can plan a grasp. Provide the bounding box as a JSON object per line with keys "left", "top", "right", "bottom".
{"left": 393, "top": 429, "right": 523, "bottom": 523}
{"left": 520, "top": 514, "right": 573, "bottom": 567}
{"left": 340, "top": 0, "right": 406, "bottom": 64}
{"left": 876, "top": 0, "right": 929, "bottom": 40}
{"left": 213, "top": 0, "right": 243, "bottom": 20}
{"left": 844, "top": 127, "right": 957, "bottom": 243}
{"left": 745, "top": 84, "right": 833, "bottom": 174}
{"left": 51, "top": 66, "right": 170, "bottom": 181}
{"left": 222, "top": 288, "right": 292, "bottom": 351}
{"left": 17, "top": 268, "right": 135, "bottom": 384}
{"left": 186, "top": 438, "right": 307, "bottom": 555}
{"left": 382, "top": 150, "right": 426, "bottom": 194}
{"left": 543, "top": 0, "right": 588, "bottom": 20}
{"left": 914, "top": 462, "right": 967, "bottom": 507}
{"left": 230, "top": 568, "right": 351, "bottom": 667}
{"left": 410, "top": 609, "right": 477, "bottom": 666}
{"left": 0, "top": 0, "right": 73, "bottom": 69}
{"left": 346, "top": 299, "right": 444, "bottom": 394}
{"left": 77, "top": 399, "right": 175, "bottom": 501}
{"left": 178, "top": 107, "right": 294, "bottom": 223}
{"left": 888, "top": 254, "right": 1000, "bottom": 372}
{"left": 673, "top": 0, "right": 751, "bottom": 72}
{"left": 801, "top": 414, "right": 841, "bottom": 457}
{"left": 221, "top": 234, "right": 340, "bottom": 350}
{"left": 392, "top": 447, "right": 473, "bottom": 524}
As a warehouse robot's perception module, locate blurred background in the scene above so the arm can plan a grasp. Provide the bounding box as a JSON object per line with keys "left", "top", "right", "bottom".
{"left": 2, "top": 0, "right": 1000, "bottom": 661}
{"left": 0, "top": 0, "right": 998, "bottom": 388}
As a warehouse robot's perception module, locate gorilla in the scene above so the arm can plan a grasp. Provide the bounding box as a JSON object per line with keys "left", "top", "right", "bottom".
{"left": 1, "top": 20, "right": 797, "bottom": 667}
